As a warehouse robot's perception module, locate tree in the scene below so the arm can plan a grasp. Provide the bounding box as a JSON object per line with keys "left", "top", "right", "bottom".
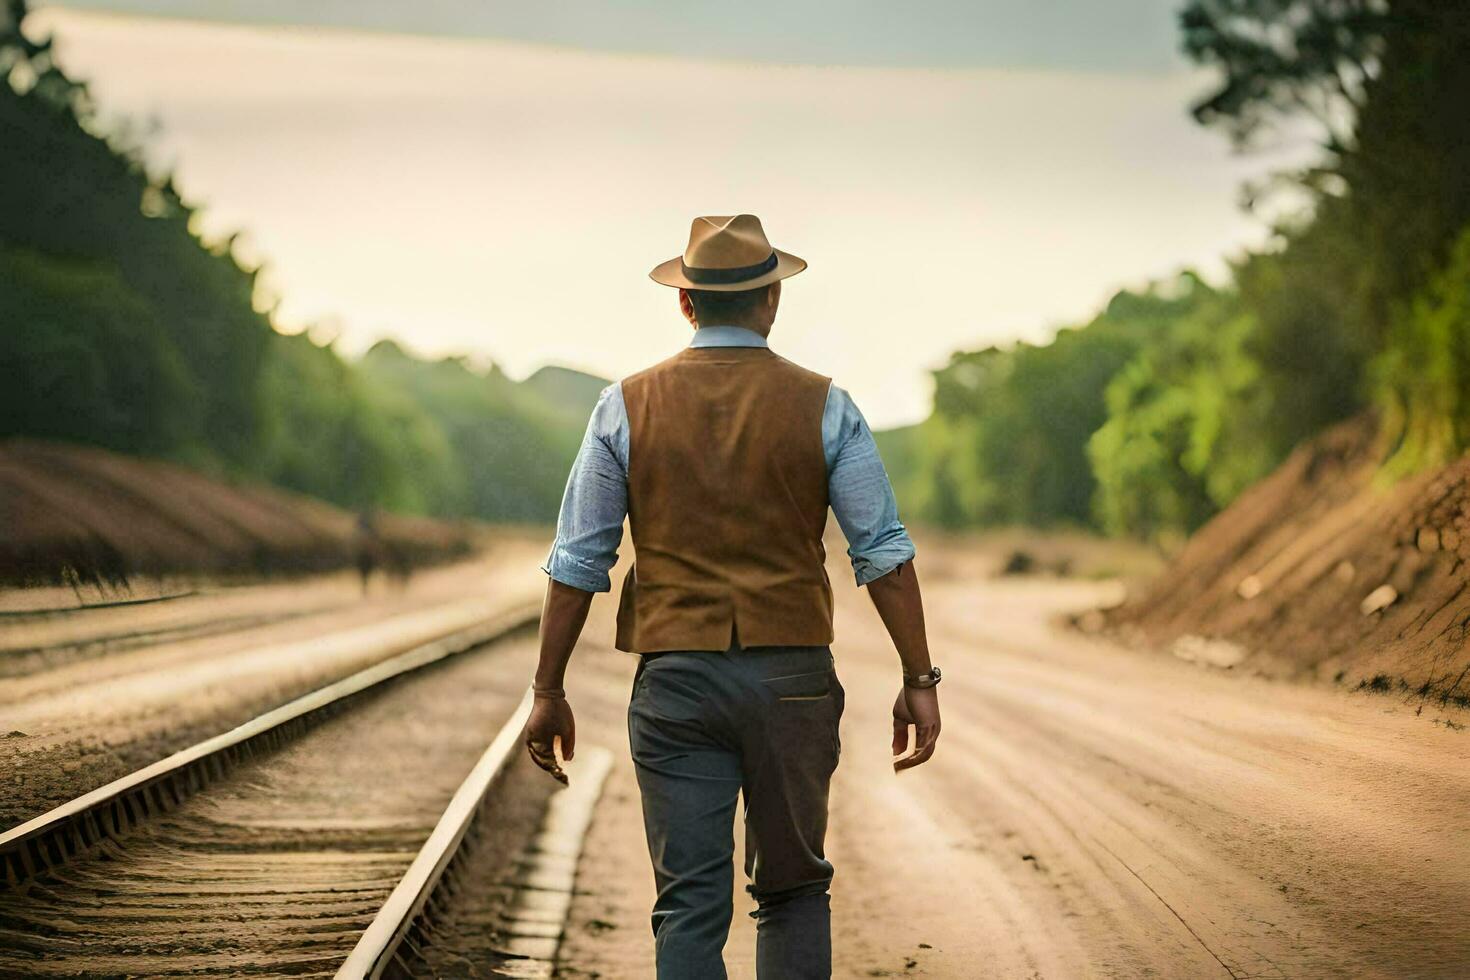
{"left": 900, "top": 281, "right": 1203, "bottom": 530}
{"left": 1089, "top": 279, "right": 1274, "bottom": 541}
{"left": 2, "top": 0, "right": 272, "bottom": 469}
{"left": 1, "top": 0, "right": 615, "bottom": 525}
{"left": 1375, "top": 229, "right": 1470, "bottom": 477}
{"left": 1182, "top": 0, "right": 1470, "bottom": 462}
{"left": 0, "top": 247, "right": 197, "bottom": 454}
{"left": 1182, "top": 0, "right": 1389, "bottom": 159}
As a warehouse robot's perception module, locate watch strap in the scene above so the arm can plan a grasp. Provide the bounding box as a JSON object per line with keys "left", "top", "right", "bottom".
{"left": 903, "top": 666, "right": 942, "bottom": 689}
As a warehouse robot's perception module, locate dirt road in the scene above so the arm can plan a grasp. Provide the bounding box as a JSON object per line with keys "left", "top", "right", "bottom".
{"left": 555, "top": 567, "right": 1470, "bottom": 979}
{"left": 5, "top": 536, "right": 1465, "bottom": 977}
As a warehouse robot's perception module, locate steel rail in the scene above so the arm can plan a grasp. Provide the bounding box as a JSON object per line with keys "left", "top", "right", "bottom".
{"left": 0, "top": 601, "right": 539, "bottom": 887}
{"left": 336, "top": 687, "right": 535, "bottom": 980}
{"left": 0, "top": 589, "right": 199, "bottom": 619}
{"left": 2, "top": 609, "right": 314, "bottom": 665}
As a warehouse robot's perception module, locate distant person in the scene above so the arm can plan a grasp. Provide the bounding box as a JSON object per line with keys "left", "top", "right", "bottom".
{"left": 353, "top": 510, "right": 379, "bottom": 594}
{"left": 523, "top": 215, "right": 942, "bottom": 979}
{"left": 381, "top": 540, "right": 412, "bottom": 591}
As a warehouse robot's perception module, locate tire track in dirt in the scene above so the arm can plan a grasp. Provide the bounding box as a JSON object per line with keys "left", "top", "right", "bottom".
{"left": 537, "top": 562, "right": 1470, "bottom": 979}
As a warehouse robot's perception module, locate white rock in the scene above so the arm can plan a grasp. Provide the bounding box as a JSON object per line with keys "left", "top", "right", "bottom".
{"left": 1360, "top": 584, "right": 1398, "bottom": 616}
{"left": 1171, "top": 634, "right": 1247, "bottom": 668}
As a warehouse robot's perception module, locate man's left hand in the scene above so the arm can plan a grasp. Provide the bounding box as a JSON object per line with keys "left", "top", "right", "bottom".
{"left": 891, "top": 685, "right": 940, "bottom": 772}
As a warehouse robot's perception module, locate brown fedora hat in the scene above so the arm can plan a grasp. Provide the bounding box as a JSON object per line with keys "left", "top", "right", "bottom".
{"left": 650, "top": 214, "right": 807, "bottom": 292}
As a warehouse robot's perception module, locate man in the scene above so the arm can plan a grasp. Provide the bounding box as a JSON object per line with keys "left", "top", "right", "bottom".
{"left": 525, "top": 214, "right": 941, "bottom": 980}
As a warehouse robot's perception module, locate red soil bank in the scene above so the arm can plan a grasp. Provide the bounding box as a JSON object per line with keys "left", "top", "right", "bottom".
{"left": 0, "top": 438, "right": 477, "bottom": 588}
{"left": 1111, "top": 415, "right": 1470, "bottom": 706}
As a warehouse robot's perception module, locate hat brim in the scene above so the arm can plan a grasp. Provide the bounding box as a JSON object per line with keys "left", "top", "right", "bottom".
{"left": 649, "top": 249, "right": 807, "bottom": 291}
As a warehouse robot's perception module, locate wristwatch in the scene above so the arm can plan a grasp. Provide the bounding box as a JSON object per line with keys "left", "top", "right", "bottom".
{"left": 903, "top": 666, "right": 942, "bottom": 689}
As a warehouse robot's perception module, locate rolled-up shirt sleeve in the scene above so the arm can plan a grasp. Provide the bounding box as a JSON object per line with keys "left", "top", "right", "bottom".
{"left": 541, "top": 383, "right": 629, "bottom": 593}
{"left": 823, "top": 385, "right": 916, "bottom": 586}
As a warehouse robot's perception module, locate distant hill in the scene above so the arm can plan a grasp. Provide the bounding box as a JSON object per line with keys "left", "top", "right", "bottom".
{"left": 358, "top": 343, "right": 610, "bottom": 523}
{"left": 522, "top": 366, "right": 611, "bottom": 423}
{"left": 873, "top": 424, "right": 921, "bottom": 516}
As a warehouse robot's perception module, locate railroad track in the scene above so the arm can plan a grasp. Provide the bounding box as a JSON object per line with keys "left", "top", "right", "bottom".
{"left": 0, "top": 604, "right": 611, "bottom": 977}
{"left": 339, "top": 715, "right": 612, "bottom": 980}
{"left": 0, "top": 589, "right": 199, "bottom": 619}
{"left": 0, "top": 606, "right": 328, "bottom": 679}
{"left": 0, "top": 585, "right": 357, "bottom": 678}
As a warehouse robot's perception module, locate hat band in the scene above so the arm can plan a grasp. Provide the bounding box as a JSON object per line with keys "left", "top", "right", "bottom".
{"left": 680, "top": 251, "right": 778, "bottom": 286}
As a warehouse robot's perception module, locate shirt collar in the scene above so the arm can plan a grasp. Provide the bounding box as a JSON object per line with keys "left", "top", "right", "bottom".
{"left": 688, "top": 325, "right": 769, "bottom": 349}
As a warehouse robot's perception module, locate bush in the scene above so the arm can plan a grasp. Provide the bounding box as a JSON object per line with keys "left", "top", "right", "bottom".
{"left": 1088, "top": 285, "right": 1275, "bottom": 541}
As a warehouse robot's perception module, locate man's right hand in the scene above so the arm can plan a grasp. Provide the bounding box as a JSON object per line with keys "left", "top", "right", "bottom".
{"left": 525, "top": 694, "right": 575, "bottom": 785}
{"left": 891, "top": 685, "right": 941, "bottom": 772}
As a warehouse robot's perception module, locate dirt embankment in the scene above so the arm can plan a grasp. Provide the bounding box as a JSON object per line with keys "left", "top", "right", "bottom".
{"left": 0, "top": 438, "right": 479, "bottom": 589}
{"left": 1109, "top": 414, "right": 1470, "bottom": 708}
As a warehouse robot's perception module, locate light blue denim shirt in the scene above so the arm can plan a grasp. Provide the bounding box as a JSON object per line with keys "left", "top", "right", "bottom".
{"left": 542, "top": 325, "right": 916, "bottom": 592}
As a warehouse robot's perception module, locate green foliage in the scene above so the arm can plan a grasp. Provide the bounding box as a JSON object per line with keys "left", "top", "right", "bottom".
{"left": 359, "top": 344, "right": 592, "bottom": 523}
{"left": 1374, "top": 228, "right": 1470, "bottom": 476}
{"left": 888, "top": 275, "right": 1285, "bottom": 542}
{"left": 898, "top": 279, "right": 1203, "bottom": 529}
{"left": 1, "top": 7, "right": 270, "bottom": 466}
{"left": 255, "top": 333, "right": 456, "bottom": 514}
{"left": 8, "top": 0, "right": 1468, "bottom": 543}
{"left": 872, "top": 424, "right": 921, "bottom": 514}
{"left": 884, "top": 1, "right": 1470, "bottom": 541}
{"left": 0, "top": 0, "right": 604, "bottom": 524}
{"left": 1181, "top": 0, "right": 1386, "bottom": 155}
{"left": 255, "top": 335, "right": 600, "bottom": 521}
{"left": 0, "top": 246, "right": 197, "bottom": 454}
{"left": 521, "top": 366, "right": 615, "bottom": 426}
{"left": 1088, "top": 282, "right": 1275, "bottom": 541}
{"left": 1182, "top": 0, "right": 1470, "bottom": 449}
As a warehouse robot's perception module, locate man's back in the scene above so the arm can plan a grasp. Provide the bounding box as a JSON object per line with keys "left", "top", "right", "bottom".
{"left": 523, "top": 214, "right": 942, "bottom": 980}
{"left": 617, "top": 344, "right": 834, "bottom": 653}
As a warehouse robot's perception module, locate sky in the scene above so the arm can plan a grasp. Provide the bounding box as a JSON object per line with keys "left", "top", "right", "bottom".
{"left": 32, "top": 2, "right": 1296, "bottom": 427}
{"left": 45, "top": 0, "right": 1188, "bottom": 71}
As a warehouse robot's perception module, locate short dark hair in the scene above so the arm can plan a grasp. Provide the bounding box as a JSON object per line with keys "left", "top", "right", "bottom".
{"left": 687, "top": 286, "right": 766, "bottom": 326}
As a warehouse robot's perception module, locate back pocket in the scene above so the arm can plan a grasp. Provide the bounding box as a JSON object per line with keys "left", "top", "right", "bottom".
{"left": 762, "top": 669, "right": 832, "bottom": 701}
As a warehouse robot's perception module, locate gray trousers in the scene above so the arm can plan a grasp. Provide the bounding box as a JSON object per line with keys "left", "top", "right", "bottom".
{"left": 628, "top": 644, "right": 844, "bottom": 980}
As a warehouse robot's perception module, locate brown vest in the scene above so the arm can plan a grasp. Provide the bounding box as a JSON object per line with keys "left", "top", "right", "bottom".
{"left": 615, "top": 345, "right": 834, "bottom": 653}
